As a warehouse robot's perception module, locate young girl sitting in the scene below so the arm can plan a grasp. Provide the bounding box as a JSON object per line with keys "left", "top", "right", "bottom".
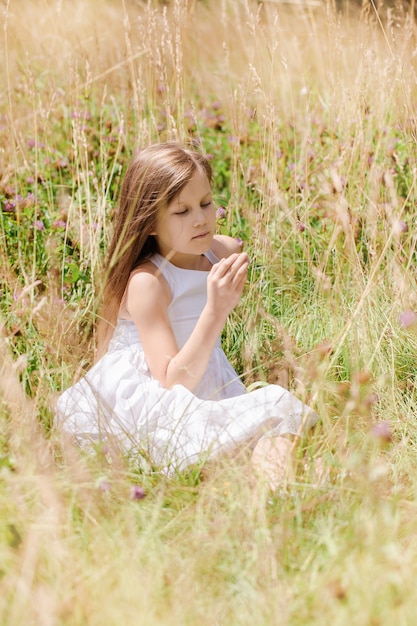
{"left": 55, "top": 142, "right": 318, "bottom": 487}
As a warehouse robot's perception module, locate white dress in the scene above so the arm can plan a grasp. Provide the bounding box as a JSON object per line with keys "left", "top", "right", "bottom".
{"left": 55, "top": 250, "right": 318, "bottom": 471}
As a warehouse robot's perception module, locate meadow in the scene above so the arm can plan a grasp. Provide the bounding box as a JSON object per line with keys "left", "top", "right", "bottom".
{"left": 1, "top": 0, "right": 417, "bottom": 623}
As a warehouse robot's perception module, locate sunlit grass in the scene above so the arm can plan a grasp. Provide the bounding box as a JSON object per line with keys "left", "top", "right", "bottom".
{"left": 1, "top": 0, "right": 417, "bottom": 623}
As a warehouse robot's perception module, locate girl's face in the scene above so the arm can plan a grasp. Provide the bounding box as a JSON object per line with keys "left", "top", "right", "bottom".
{"left": 153, "top": 168, "right": 216, "bottom": 268}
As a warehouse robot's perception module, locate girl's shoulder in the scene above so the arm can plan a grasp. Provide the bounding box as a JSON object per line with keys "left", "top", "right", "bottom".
{"left": 119, "top": 259, "right": 171, "bottom": 320}
{"left": 127, "top": 259, "right": 171, "bottom": 296}
{"left": 211, "top": 234, "right": 243, "bottom": 259}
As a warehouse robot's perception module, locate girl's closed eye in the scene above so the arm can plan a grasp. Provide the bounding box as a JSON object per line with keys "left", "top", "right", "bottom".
{"left": 174, "top": 208, "right": 189, "bottom": 215}
{"left": 201, "top": 201, "right": 212, "bottom": 208}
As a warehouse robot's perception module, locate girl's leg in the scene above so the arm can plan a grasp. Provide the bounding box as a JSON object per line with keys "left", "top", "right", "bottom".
{"left": 250, "top": 435, "right": 295, "bottom": 490}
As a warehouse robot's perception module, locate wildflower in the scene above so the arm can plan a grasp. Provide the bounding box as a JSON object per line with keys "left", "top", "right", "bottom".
{"left": 25, "top": 193, "right": 36, "bottom": 208}
{"left": 399, "top": 310, "right": 417, "bottom": 329}
{"left": 4, "top": 185, "right": 16, "bottom": 196}
{"left": 184, "top": 110, "right": 196, "bottom": 123}
{"left": 130, "top": 485, "right": 146, "bottom": 501}
{"left": 3, "top": 201, "right": 16, "bottom": 213}
{"left": 296, "top": 220, "right": 306, "bottom": 232}
{"left": 393, "top": 220, "right": 408, "bottom": 235}
{"left": 216, "top": 206, "right": 226, "bottom": 219}
{"left": 235, "top": 237, "right": 243, "bottom": 247}
{"left": 16, "top": 194, "right": 25, "bottom": 208}
{"left": 98, "top": 479, "right": 111, "bottom": 493}
{"left": 33, "top": 220, "right": 45, "bottom": 231}
{"left": 26, "top": 176, "right": 35, "bottom": 184}
{"left": 52, "top": 219, "right": 67, "bottom": 229}
{"left": 370, "top": 421, "right": 392, "bottom": 443}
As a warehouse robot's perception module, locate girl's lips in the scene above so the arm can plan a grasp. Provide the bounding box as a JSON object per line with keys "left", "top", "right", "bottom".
{"left": 192, "top": 231, "right": 209, "bottom": 239}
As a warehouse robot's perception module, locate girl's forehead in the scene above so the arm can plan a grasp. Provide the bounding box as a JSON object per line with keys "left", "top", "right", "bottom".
{"left": 162, "top": 170, "right": 208, "bottom": 205}
{"left": 182, "top": 169, "right": 211, "bottom": 191}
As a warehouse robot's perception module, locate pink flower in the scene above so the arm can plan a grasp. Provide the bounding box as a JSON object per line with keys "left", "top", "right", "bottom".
{"left": 33, "top": 220, "right": 45, "bottom": 231}
{"left": 130, "top": 485, "right": 146, "bottom": 501}
{"left": 371, "top": 421, "right": 392, "bottom": 443}
{"left": 98, "top": 479, "right": 111, "bottom": 493}
{"left": 53, "top": 219, "right": 67, "bottom": 229}
{"left": 399, "top": 310, "right": 417, "bottom": 329}
{"left": 3, "top": 201, "right": 16, "bottom": 212}
{"left": 393, "top": 220, "right": 408, "bottom": 235}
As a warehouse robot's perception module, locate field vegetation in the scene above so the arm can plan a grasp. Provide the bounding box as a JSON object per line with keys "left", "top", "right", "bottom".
{"left": 1, "top": 0, "right": 417, "bottom": 623}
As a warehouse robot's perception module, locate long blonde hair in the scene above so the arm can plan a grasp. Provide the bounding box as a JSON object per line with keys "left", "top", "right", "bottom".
{"left": 96, "top": 142, "right": 213, "bottom": 356}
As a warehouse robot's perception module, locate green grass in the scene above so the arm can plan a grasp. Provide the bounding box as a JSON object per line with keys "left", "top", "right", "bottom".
{"left": 1, "top": 0, "right": 417, "bottom": 623}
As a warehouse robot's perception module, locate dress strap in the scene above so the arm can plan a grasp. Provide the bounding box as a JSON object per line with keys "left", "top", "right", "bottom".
{"left": 152, "top": 250, "right": 220, "bottom": 269}
{"left": 204, "top": 249, "right": 220, "bottom": 265}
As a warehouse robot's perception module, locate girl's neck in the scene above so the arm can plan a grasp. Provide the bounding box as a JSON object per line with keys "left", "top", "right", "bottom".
{"left": 157, "top": 250, "right": 211, "bottom": 271}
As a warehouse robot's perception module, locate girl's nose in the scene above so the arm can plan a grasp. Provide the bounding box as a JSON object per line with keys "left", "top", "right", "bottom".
{"left": 193, "top": 209, "right": 207, "bottom": 227}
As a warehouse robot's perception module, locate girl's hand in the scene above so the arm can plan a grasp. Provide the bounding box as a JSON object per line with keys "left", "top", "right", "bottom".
{"left": 206, "top": 252, "right": 249, "bottom": 317}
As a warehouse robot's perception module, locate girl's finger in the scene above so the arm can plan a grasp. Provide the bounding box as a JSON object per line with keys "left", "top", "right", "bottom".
{"left": 223, "top": 253, "right": 249, "bottom": 274}
{"left": 210, "top": 254, "right": 240, "bottom": 278}
{"left": 230, "top": 257, "right": 249, "bottom": 279}
{"left": 230, "top": 264, "right": 248, "bottom": 287}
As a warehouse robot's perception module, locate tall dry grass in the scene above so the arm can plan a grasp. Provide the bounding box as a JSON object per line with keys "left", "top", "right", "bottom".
{"left": 1, "top": 0, "right": 417, "bottom": 624}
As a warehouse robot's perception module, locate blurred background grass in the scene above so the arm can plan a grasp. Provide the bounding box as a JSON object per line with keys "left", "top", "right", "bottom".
{"left": 1, "top": 0, "right": 417, "bottom": 624}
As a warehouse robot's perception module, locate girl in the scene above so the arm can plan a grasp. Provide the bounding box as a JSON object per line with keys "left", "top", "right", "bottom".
{"left": 56, "top": 142, "right": 317, "bottom": 486}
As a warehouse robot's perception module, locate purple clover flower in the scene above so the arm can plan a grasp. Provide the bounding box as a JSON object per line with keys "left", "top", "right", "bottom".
{"left": 399, "top": 310, "right": 417, "bottom": 329}
{"left": 3, "top": 201, "right": 16, "bottom": 212}
{"left": 216, "top": 206, "right": 226, "bottom": 219}
{"left": 15, "top": 194, "right": 25, "bottom": 208}
{"left": 33, "top": 220, "right": 45, "bottom": 231}
{"left": 53, "top": 219, "right": 67, "bottom": 229}
{"left": 98, "top": 479, "right": 111, "bottom": 493}
{"left": 130, "top": 485, "right": 146, "bottom": 501}
{"left": 371, "top": 421, "right": 392, "bottom": 443}
{"left": 25, "top": 193, "right": 36, "bottom": 207}
{"left": 393, "top": 220, "right": 408, "bottom": 235}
